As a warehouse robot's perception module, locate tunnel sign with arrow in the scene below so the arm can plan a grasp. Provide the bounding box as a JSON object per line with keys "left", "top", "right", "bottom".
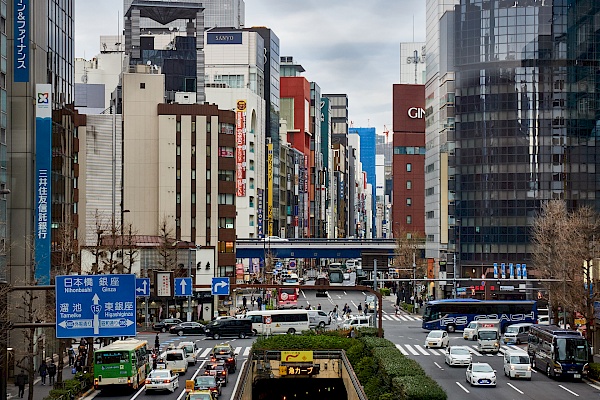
{"left": 55, "top": 274, "right": 137, "bottom": 338}
{"left": 174, "top": 277, "right": 192, "bottom": 296}
{"left": 211, "top": 277, "right": 230, "bottom": 295}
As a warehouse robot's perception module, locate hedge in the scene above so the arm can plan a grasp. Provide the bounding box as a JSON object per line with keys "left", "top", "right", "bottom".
{"left": 393, "top": 376, "right": 447, "bottom": 400}
{"left": 589, "top": 363, "right": 600, "bottom": 381}
{"left": 380, "top": 287, "right": 391, "bottom": 296}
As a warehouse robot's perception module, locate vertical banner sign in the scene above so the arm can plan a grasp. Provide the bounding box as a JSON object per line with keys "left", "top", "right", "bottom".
{"left": 14, "top": 0, "right": 30, "bottom": 82}
{"left": 516, "top": 264, "right": 522, "bottom": 279}
{"left": 501, "top": 263, "right": 506, "bottom": 279}
{"left": 522, "top": 263, "right": 527, "bottom": 279}
{"left": 267, "top": 143, "right": 273, "bottom": 236}
{"left": 493, "top": 263, "right": 498, "bottom": 279}
{"left": 35, "top": 84, "right": 52, "bottom": 285}
{"left": 257, "top": 188, "right": 264, "bottom": 238}
{"left": 509, "top": 263, "right": 514, "bottom": 279}
{"left": 235, "top": 100, "right": 247, "bottom": 197}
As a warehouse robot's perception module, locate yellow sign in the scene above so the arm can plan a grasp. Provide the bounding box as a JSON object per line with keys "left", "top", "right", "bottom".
{"left": 185, "top": 380, "right": 195, "bottom": 391}
{"left": 281, "top": 351, "right": 313, "bottom": 363}
{"left": 575, "top": 318, "right": 586, "bottom": 326}
{"left": 236, "top": 99, "right": 247, "bottom": 111}
{"left": 279, "top": 365, "right": 319, "bottom": 375}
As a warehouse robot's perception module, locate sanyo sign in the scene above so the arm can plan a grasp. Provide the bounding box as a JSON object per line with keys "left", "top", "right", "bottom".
{"left": 408, "top": 107, "right": 425, "bottom": 119}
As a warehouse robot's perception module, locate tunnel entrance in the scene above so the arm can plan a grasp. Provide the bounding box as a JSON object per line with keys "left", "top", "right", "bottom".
{"left": 252, "top": 378, "right": 346, "bottom": 400}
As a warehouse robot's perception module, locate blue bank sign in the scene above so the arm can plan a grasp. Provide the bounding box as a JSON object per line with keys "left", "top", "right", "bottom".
{"left": 207, "top": 32, "right": 242, "bottom": 45}
{"left": 55, "top": 274, "right": 137, "bottom": 338}
{"left": 14, "top": 0, "right": 30, "bottom": 82}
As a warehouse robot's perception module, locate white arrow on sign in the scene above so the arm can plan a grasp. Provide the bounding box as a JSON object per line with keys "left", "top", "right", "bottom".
{"left": 59, "top": 319, "right": 134, "bottom": 329}
{"left": 180, "top": 279, "right": 187, "bottom": 295}
{"left": 92, "top": 294, "right": 100, "bottom": 335}
{"left": 136, "top": 280, "right": 148, "bottom": 294}
{"left": 213, "top": 281, "right": 228, "bottom": 292}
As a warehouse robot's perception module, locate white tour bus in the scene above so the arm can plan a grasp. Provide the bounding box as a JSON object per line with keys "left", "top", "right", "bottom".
{"left": 244, "top": 309, "right": 310, "bottom": 335}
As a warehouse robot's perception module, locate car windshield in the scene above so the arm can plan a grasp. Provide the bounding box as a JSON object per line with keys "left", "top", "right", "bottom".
{"left": 188, "top": 394, "right": 213, "bottom": 400}
{"left": 472, "top": 364, "right": 494, "bottom": 373}
{"left": 510, "top": 356, "right": 529, "bottom": 364}
{"left": 214, "top": 347, "right": 230, "bottom": 354}
{"left": 451, "top": 348, "right": 470, "bottom": 355}
{"left": 505, "top": 326, "right": 518, "bottom": 334}
{"left": 195, "top": 376, "right": 216, "bottom": 386}
{"left": 428, "top": 331, "right": 443, "bottom": 338}
{"left": 468, "top": 322, "right": 476, "bottom": 329}
{"left": 149, "top": 371, "right": 170, "bottom": 378}
{"left": 478, "top": 331, "right": 498, "bottom": 340}
{"left": 555, "top": 338, "right": 589, "bottom": 363}
{"left": 182, "top": 345, "right": 194, "bottom": 352}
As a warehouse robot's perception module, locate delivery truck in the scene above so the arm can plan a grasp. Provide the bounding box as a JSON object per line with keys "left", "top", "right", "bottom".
{"left": 475, "top": 319, "right": 501, "bottom": 354}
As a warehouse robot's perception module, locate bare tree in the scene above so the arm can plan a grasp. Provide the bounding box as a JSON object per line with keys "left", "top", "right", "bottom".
{"left": 122, "top": 222, "right": 139, "bottom": 274}
{"left": 532, "top": 200, "right": 600, "bottom": 339}
{"left": 157, "top": 217, "right": 176, "bottom": 271}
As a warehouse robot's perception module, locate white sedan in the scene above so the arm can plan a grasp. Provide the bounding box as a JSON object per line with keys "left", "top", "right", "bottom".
{"left": 466, "top": 363, "right": 497, "bottom": 387}
{"left": 444, "top": 346, "right": 472, "bottom": 367}
{"left": 425, "top": 330, "right": 449, "bottom": 348}
{"left": 145, "top": 369, "right": 179, "bottom": 393}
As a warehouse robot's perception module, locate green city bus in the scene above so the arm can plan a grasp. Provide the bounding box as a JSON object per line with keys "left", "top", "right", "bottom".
{"left": 93, "top": 339, "right": 151, "bottom": 390}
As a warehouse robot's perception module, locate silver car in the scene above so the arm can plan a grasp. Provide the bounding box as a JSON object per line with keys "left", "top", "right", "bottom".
{"left": 445, "top": 346, "right": 472, "bottom": 367}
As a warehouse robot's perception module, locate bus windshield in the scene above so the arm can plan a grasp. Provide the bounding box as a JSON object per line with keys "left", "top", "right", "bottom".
{"left": 555, "top": 338, "right": 588, "bottom": 363}
{"left": 95, "top": 351, "right": 128, "bottom": 364}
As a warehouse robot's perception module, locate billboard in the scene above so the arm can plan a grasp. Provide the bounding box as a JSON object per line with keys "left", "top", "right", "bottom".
{"left": 14, "top": 0, "right": 30, "bottom": 82}
{"left": 206, "top": 32, "right": 243, "bottom": 45}
{"left": 236, "top": 100, "right": 247, "bottom": 197}
{"left": 35, "top": 84, "right": 52, "bottom": 285}
{"left": 392, "top": 84, "right": 425, "bottom": 133}
{"left": 267, "top": 144, "right": 273, "bottom": 236}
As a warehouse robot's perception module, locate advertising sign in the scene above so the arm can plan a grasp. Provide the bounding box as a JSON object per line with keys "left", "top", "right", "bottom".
{"left": 206, "top": 32, "right": 243, "bottom": 45}
{"left": 257, "top": 188, "right": 264, "bottom": 238}
{"left": 14, "top": 0, "right": 30, "bottom": 82}
{"left": 236, "top": 100, "right": 247, "bottom": 197}
{"left": 35, "top": 84, "right": 52, "bottom": 285}
{"left": 281, "top": 351, "right": 313, "bottom": 363}
{"left": 155, "top": 271, "right": 173, "bottom": 297}
{"left": 267, "top": 144, "right": 273, "bottom": 236}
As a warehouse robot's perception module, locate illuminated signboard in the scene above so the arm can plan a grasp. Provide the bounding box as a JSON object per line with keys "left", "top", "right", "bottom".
{"left": 279, "top": 365, "right": 320, "bottom": 376}
{"left": 236, "top": 100, "right": 247, "bottom": 197}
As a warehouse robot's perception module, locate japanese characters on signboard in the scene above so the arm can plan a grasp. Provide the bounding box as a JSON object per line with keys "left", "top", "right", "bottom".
{"left": 155, "top": 271, "right": 173, "bottom": 297}
{"left": 236, "top": 100, "right": 247, "bottom": 197}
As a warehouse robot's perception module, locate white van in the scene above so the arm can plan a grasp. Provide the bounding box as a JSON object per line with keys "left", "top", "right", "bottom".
{"left": 177, "top": 341, "right": 199, "bottom": 366}
{"left": 341, "top": 315, "right": 372, "bottom": 329}
{"left": 503, "top": 349, "right": 531, "bottom": 380}
{"left": 162, "top": 349, "right": 188, "bottom": 374}
{"left": 308, "top": 310, "right": 331, "bottom": 328}
{"left": 502, "top": 323, "right": 532, "bottom": 345}
{"left": 463, "top": 321, "right": 477, "bottom": 340}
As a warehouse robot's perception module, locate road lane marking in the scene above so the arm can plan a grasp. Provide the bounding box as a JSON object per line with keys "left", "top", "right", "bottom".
{"left": 428, "top": 348, "right": 441, "bottom": 356}
{"left": 301, "top": 290, "right": 306, "bottom": 298}
{"left": 176, "top": 360, "right": 208, "bottom": 400}
{"left": 344, "top": 291, "right": 347, "bottom": 295}
{"left": 558, "top": 385, "right": 579, "bottom": 397}
{"left": 403, "top": 344, "right": 420, "bottom": 356}
{"left": 507, "top": 382, "right": 524, "bottom": 394}
{"left": 467, "top": 347, "right": 483, "bottom": 357}
{"left": 456, "top": 382, "right": 470, "bottom": 393}
{"left": 235, "top": 346, "right": 242, "bottom": 355}
{"left": 199, "top": 347, "right": 212, "bottom": 358}
{"left": 414, "top": 345, "right": 430, "bottom": 355}
{"left": 243, "top": 347, "right": 251, "bottom": 356}
{"left": 395, "top": 344, "right": 409, "bottom": 355}
{"left": 434, "top": 361, "right": 444, "bottom": 370}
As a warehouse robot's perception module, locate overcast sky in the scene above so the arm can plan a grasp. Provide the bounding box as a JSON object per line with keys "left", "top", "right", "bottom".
{"left": 75, "top": 0, "right": 426, "bottom": 134}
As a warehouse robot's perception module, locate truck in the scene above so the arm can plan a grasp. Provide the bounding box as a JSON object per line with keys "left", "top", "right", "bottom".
{"left": 475, "top": 319, "right": 501, "bottom": 353}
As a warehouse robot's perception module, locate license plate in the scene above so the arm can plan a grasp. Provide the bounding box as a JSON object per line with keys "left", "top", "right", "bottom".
{"left": 574, "top": 374, "right": 581, "bottom": 379}
{"left": 479, "top": 379, "right": 490, "bottom": 384}
{"left": 118, "top": 378, "right": 127, "bottom": 383}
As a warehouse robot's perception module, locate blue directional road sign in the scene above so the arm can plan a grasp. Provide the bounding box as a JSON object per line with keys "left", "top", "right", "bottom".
{"left": 211, "top": 277, "right": 230, "bottom": 296}
{"left": 55, "top": 274, "right": 136, "bottom": 339}
{"left": 174, "top": 277, "right": 193, "bottom": 296}
{"left": 135, "top": 278, "right": 150, "bottom": 297}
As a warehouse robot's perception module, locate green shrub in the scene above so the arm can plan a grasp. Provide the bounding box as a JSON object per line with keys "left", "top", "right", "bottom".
{"left": 393, "top": 375, "right": 447, "bottom": 400}
{"left": 401, "top": 302, "right": 414, "bottom": 313}
{"left": 589, "top": 363, "right": 600, "bottom": 380}
{"left": 47, "top": 388, "right": 70, "bottom": 399}
{"left": 346, "top": 341, "right": 366, "bottom": 365}
{"left": 252, "top": 334, "right": 353, "bottom": 352}
{"left": 359, "top": 336, "right": 397, "bottom": 350}
{"left": 356, "top": 327, "right": 379, "bottom": 337}
{"left": 373, "top": 347, "right": 425, "bottom": 380}
{"left": 380, "top": 287, "right": 391, "bottom": 296}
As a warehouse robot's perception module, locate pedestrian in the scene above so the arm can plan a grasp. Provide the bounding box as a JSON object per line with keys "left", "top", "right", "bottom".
{"left": 343, "top": 303, "right": 348, "bottom": 314}
{"left": 38, "top": 360, "right": 48, "bottom": 385}
{"left": 333, "top": 305, "right": 338, "bottom": 319}
{"left": 317, "top": 303, "right": 321, "bottom": 310}
{"left": 347, "top": 327, "right": 356, "bottom": 338}
{"left": 154, "top": 333, "right": 160, "bottom": 352}
{"left": 68, "top": 347, "right": 75, "bottom": 367}
{"left": 257, "top": 296, "right": 262, "bottom": 310}
{"left": 242, "top": 296, "right": 247, "bottom": 309}
{"left": 357, "top": 303, "right": 363, "bottom": 315}
{"left": 395, "top": 304, "right": 399, "bottom": 316}
{"left": 75, "top": 356, "right": 83, "bottom": 373}
{"left": 364, "top": 302, "right": 368, "bottom": 313}
{"left": 392, "top": 284, "right": 397, "bottom": 296}
{"left": 48, "top": 361, "right": 57, "bottom": 385}
{"left": 15, "top": 370, "right": 26, "bottom": 398}
{"left": 251, "top": 295, "right": 255, "bottom": 309}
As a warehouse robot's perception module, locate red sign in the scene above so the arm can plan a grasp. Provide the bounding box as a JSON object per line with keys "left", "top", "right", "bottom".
{"left": 235, "top": 104, "right": 246, "bottom": 197}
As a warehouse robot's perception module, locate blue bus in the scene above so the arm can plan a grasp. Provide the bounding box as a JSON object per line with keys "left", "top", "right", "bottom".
{"left": 527, "top": 324, "right": 590, "bottom": 380}
{"left": 422, "top": 299, "right": 537, "bottom": 332}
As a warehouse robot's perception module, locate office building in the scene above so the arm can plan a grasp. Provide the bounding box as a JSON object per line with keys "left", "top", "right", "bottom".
{"left": 400, "top": 42, "right": 427, "bottom": 85}
{"left": 349, "top": 127, "right": 377, "bottom": 237}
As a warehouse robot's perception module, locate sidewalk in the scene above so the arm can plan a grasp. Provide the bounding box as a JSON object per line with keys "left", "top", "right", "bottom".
{"left": 384, "top": 293, "right": 424, "bottom": 316}
{"left": 8, "top": 354, "right": 74, "bottom": 400}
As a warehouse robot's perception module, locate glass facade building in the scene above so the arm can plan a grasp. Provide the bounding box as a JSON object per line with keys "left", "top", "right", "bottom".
{"left": 452, "top": 0, "right": 600, "bottom": 266}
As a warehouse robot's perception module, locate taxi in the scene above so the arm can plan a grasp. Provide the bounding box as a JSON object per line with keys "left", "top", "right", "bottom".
{"left": 203, "top": 361, "right": 229, "bottom": 387}
{"left": 186, "top": 389, "right": 217, "bottom": 400}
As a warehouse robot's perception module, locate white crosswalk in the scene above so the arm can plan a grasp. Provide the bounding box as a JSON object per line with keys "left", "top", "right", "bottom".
{"left": 393, "top": 343, "right": 522, "bottom": 358}
{"left": 381, "top": 314, "right": 422, "bottom": 322}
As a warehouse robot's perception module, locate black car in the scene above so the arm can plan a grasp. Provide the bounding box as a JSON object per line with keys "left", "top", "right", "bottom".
{"left": 169, "top": 321, "right": 206, "bottom": 336}
{"left": 204, "top": 318, "right": 252, "bottom": 340}
{"left": 152, "top": 318, "right": 183, "bottom": 332}
{"left": 210, "top": 344, "right": 237, "bottom": 373}
{"left": 203, "top": 362, "right": 228, "bottom": 387}
{"left": 193, "top": 375, "right": 221, "bottom": 397}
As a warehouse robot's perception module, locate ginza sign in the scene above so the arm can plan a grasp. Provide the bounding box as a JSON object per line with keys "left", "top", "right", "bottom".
{"left": 407, "top": 107, "right": 425, "bottom": 119}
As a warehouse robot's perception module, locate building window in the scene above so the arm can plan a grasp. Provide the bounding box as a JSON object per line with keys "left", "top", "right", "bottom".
{"left": 219, "top": 217, "right": 235, "bottom": 229}
{"left": 176, "top": 169, "right": 181, "bottom": 180}
{"left": 427, "top": 235, "right": 435, "bottom": 242}
{"left": 406, "top": 180, "right": 412, "bottom": 190}
{"left": 406, "top": 198, "right": 412, "bottom": 206}
{"left": 218, "top": 170, "right": 234, "bottom": 181}
{"left": 250, "top": 160, "right": 255, "bottom": 171}
{"left": 176, "top": 194, "right": 181, "bottom": 204}
{"left": 426, "top": 211, "right": 435, "bottom": 219}
{"left": 218, "top": 193, "right": 234, "bottom": 205}
{"left": 249, "top": 178, "right": 255, "bottom": 189}
{"left": 218, "top": 241, "right": 235, "bottom": 253}
{"left": 426, "top": 163, "right": 435, "bottom": 173}
{"left": 176, "top": 146, "right": 181, "bottom": 156}
{"left": 191, "top": 170, "right": 196, "bottom": 180}
{"left": 426, "top": 187, "right": 434, "bottom": 196}
{"left": 249, "top": 196, "right": 254, "bottom": 208}
{"left": 219, "top": 146, "right": 234, "bottom": 157}
{"left": 406, "top": 163, "right": 412, "bottom": 172}
{"left": 140, "top": 82, "right": 145, "bottom": 89}
{"left": 406, "top": 215, "right": 412, "bottom": 224}
{"left": 206, "top": 193, "right": 211, "bottom": 204}
{"left": 192, "top": 193, "right": 196, "bottom": 203}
